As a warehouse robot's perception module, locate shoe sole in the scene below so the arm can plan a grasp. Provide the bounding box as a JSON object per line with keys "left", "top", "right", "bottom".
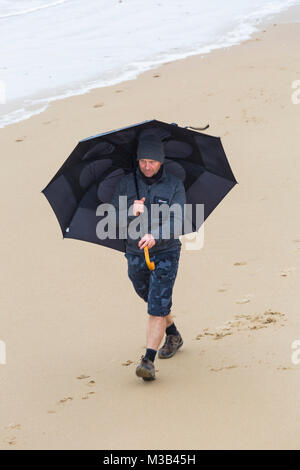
{"left": 136, "top": 365, "right": 156, "bottom": 381}
{"left": 158, "top": 338, "right": 183, "bottom": 359}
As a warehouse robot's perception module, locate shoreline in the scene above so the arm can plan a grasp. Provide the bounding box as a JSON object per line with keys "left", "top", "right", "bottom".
{"left": 2, "top": 17, "right": 299, "bottom": 143}
{"left": 2, "top": 2, "right": 300, "bottom": 131}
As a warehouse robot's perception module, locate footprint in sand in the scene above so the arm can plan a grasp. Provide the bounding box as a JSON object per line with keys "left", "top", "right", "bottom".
{"left": 235, "top": 298, "right": 251, "bottom": 304}
{"left": 82, "top": 392, "right": 96, "bottom": 400}
{"left": 5, "top": 423, "right": 21, "bottom": 431}
{"left": 218, "top": 282, "right": 231, "bottom": 292}
{"left": 280, "top": 267, "right": 296, "bottom": 277}
{"left": 115, "top": 89, "right": 124, "bottom": 93}
{"left": 122, "top": 360, "right": 134, "bottom": 366}
{"left": 4, "top": 435, "right": 17, "bottom": 446}
{"left": 235, "top": 294, "right": 254, "bottom": 304}
{"left": 233, "top": 310, "right": 286, "bottom": 330}
{"left": 48, "top": 376, "right": 97, "bottom": 412}
{"left": 196, "top": 329, "right": 232, "bottom": 340}
{"left": 153, "top": 74, "right": 160, "bottom": 78}
{"left": 15, "top": 137, "right": 26, "bottom": 142}
{"left": 210, "top": 365, "right": 238, "bottom": 372}
{"left": 76, "top": 374, "right": 96, "bottom": 387}
{"left": 58, "top": 397, "right": 73, "bottom": 405}
{"left": 233, "top": 261, "right": 247, "bottom": 266}
{"left": 47, "top": 397, "right": 74, "bottom": 415}
{"left": 2, "top": 423, "right": 22, "bottom": 447}
{"left": 214, "top": 331, "right": 233, "bottom": 340}
{"left": 93, "top": 103, "right": 104, "bottom": 108}
{"left": 76, "top": 374, "right": 90, "bottom": 380}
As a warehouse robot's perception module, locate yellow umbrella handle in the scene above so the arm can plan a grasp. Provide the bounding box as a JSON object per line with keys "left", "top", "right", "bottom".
{"left": 144, "top": 246, "right": 155, "bottom": 271}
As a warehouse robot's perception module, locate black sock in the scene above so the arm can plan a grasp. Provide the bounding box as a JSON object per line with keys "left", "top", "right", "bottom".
{"left": 145, "top": 348, "right": 157, "bottom": 363}
{"left": 166, "top": 322, "right": 179, "bottom": 336}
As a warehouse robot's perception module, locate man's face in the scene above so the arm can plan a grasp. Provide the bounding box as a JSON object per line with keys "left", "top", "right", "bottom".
{"left": 139, "top": 159, "right": 161, "bottom": 177}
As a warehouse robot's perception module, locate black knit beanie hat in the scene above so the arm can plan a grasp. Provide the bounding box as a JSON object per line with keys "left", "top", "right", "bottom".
{"left": 136, "top": 133, "right": 165, "bottom": 163}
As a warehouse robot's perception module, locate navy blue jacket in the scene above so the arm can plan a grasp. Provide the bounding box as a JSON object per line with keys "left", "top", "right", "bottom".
{"left": 110, "top": 165, "right": 186, "bottom": 255}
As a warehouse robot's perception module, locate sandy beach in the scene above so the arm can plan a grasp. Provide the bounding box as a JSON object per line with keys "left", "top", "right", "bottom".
{"left": 1, "top": 16, "right": 300, "bottom": 450}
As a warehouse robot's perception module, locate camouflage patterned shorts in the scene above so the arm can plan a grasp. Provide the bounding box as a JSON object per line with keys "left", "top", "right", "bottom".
{"left": 124, "top": 249, "right": 181, "bottom": 317}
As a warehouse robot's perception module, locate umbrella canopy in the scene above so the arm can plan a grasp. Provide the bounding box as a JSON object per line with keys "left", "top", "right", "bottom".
{"left": 41, "top": 119, "right": 238, "bottom": 253}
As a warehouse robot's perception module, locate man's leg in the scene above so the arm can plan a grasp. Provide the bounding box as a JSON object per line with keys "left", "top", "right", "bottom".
{"left": 136, "top": 251, "right": 181, "bottom": 380}
{"left": 145, "top": 253, "right": 180, "bottom": 360}
{"left": 136, "top": 315, "right": 166, "bottom": 381}
{"left": 151, "top": 253, "right": 182, "bottom": 359}
{"left": 165, "top": 312, "right": 173, "bottom": 328}
{"left": 146, "top": 315, "right": 166, "bottom": 351}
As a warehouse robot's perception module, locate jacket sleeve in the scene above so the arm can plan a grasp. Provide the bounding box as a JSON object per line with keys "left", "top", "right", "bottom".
{"left": 150, "top": 179, "right": 186, "bottom": 243}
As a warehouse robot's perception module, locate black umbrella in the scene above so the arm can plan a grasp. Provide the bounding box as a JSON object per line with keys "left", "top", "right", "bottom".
{"left": 41, "top": 119, "right": 238, "bottom": 262}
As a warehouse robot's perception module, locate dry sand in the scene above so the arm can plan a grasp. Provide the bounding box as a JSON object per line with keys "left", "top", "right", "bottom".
{"left": 0, "top": 19, "right": 300, "bottom": 450}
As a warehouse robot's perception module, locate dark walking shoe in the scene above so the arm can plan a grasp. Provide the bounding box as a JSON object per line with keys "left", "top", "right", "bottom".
{"left": 158, "top": 333, "right": 183, "bottom": 359}
{"left": 135, "top": 355, "right": 156, "bottom": 381}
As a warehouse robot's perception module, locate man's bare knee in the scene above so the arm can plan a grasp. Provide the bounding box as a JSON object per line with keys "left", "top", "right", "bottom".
{"left": 149, "top": 315, "right": 166, "bottom": 325}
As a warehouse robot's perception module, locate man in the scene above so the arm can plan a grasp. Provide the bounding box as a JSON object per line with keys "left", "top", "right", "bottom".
{"left": 110, "top": 132, "right": 186, "bottom": 381}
